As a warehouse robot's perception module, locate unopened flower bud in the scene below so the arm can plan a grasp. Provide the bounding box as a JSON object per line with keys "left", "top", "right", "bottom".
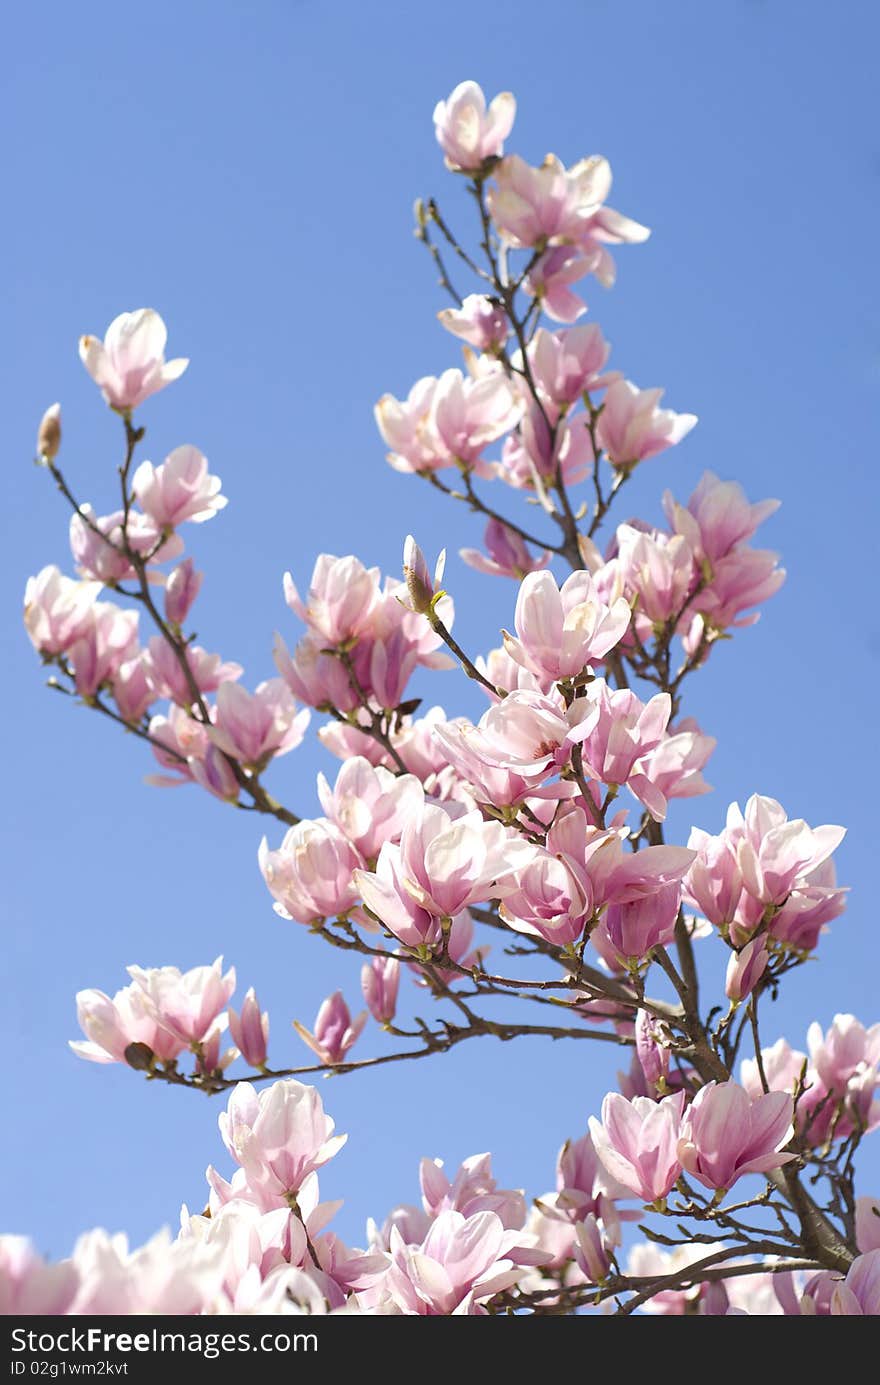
{"left": 402, "top": 535, "right": 445, "bottom": 614}
{"left": 37, "top": 404, "right": 61, "bottom": 462}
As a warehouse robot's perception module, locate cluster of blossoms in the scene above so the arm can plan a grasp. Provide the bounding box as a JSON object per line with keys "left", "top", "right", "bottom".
{"left": 13, "top": 78, "right": 877, "bottom": 1317}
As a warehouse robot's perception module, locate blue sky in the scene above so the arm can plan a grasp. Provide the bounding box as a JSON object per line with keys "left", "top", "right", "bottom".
{"left": 3, "top": 0, "right": 879, "bottom": 1257}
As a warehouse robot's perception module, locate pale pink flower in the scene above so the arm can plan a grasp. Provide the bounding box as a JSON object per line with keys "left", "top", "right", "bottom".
{"left": 128, "top": 956, "right": 236, "bottom": 1047}
{"left": 210, "top": 679, "right": 309, "bottom": 768}
{"left": 228, "top": 987, "right": 269, "bottom": 1068}
{"left": 576, "top": 682, "right": 672, "bottom": 819}
{"left": 66, "top": 602, "right": 139, "bottom": 698}
{"left": 78, "top": 309, "right": 188, "bottom": 411}
{"left": 317, "top": 757, "right": 423, "bottom": 863}
{"left": 589, "top": 1091, "right": 686, "bottom": 1203}
{"left": 689, "top": 547, "right": 786, "bottom": 631}
{"left": 528, "top": 324, "right": 615, "bottom": 406}
{"left": 433, "top": 81, "right": 515, "bottom": 170}
{"left": 503, "top": 569, "right": 630, "bottom": 683}
{"left": 523, "top": 246, "right": 594, "bottom": 322}
{"left": 624, "top": 1243, "right": 704, "bottom": 1315}
{"left": 419, "top": 1153, "right": 526, "bottom": 1229}
{"left": 500, "top": 848, "right": 592, "bottom": 948}
{"left": 634, "top": 719, "right": 715, "bottom": 802}
{"left": 635, "top": 1010, "right": 672, "bottom": 1090}
{"left": 385, "top": 1209, "right": 538, "bottom": 1314}
{"left": 725, "top": 938, "right": 770, "bottom": 1002}
{"left": 460, "top": 517, "right": 551, "bottom": 580}
{"left": 596, "top": 379, "right": 697, "bottom": 469}
{"left": 615, "top": 523, "right": 697, "bottom": 626}
{"left": 806, "top": 1015, "right": 880, "bottom": 1097}
{"left": 69, "top": 505, "right": 182, "bottom": 583}
{"left": 23, "top": 565, "right": 102, "bottom": 657}
{"left": 684, "top": 821, "right": 744, "bottom": 928}
{"left": 488, "top": 153, "right": 613, "bottom": 249}
{"left": 294, "top": 992, "right": 367, "bottom": 1066}
{"left": 219, "top": 1079, "right": 346, "bottom": 1200}
{"left": 733, "top": 794, "right": 846, "bottom": 908}
{"left": 283, "top": 554, "right": 381, "bottom": 645}
{"left": 273, "top": 632, "right": 358, "bottom": 712}
{"left": 144, "top": 635, "right": 242, "bottom": 705}
{"left": 430, "top": 367, "right": 523, "bottom": 469}
{"left": 145, "top": 703, "right": 210, "bottom": 787}
{"left": 499, "top": 403, "right": 594, "bottom": 489}
{"left": 601, "top": 881, "right": 682, "bottom": 962}
{"left": 465, "top": 688, "right": 595, "bottom": 783}
{"left": 832, "top": 1251, "right": 880, "bottom": 1315}
{"left": 375, "top": 376, "right": 441, "bottom": 474}
{"left": 164, "top": 558, "right": 203, "bottom": 626}
{"left": 437, "top": 294, "right": 509, "bottom": 351}
{"left": 259, "top": 818, "right": 364, "bottom": 925}
{"left": 573, "top": 1216, "right": 611, "bottom": 1283}
{"left": 0, "top": 1237, "right": 79, "bottom": 1316}
{"left": 664, "top": 471, "right": 780, "bottom": 568}
{"left": 575, "top": 203, "right": 652, "bottom": 288}
{"left": 361, "top": 956, "right": 401, "bottom": 1025}
{"left": 69, "top": 980, "right": 185, "bottom": 1065}
{"left": 189, "top": 746, "right": 238, "bottom": 805}
{"left": 132, "top": 444, "right": 226, "bottom": 527}
{"left": 112, "top": 650, "right": 157, "bottom": 723}
{"left": 678, "top": 1081, "right": 795, "bottom": 1192}
{"left": 70, "top": 1227, "right": 226, "bottom": 1316}
{"left": 769, "top": 857, "right": 848, "bottom": 952}
{"left": 546, "top": 808, "right": 694, "bottom": 913}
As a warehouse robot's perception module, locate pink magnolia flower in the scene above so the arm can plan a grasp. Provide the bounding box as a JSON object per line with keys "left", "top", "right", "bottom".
{"left": 23, "top": 565, "right": 102, "bottom": 657}
{"left": 499, "top": 403, "right": 594, "bottom": 489}
{"left": 419, "top": 1153, "right": 526, "bottom": 1229}
{"left": 318, "top": 757, "right": 423, "bottom": 863}
{"left": 385, "top": 1209, "right": 538, "bottom": 1315}
{"left": 433, "top": 81, "right": 515, "bottom": 171}
{"left": 634, "top": 719, "right": 715, "bottom": 802}
{"left": 678, "top": 1081, "right": 795, "bottom": 1192}
{"left": 684, "top": 820, "right": 744, "bottom": 929}
{"left": 733, "top": 794, "right": 846, "bottom": 908}
{"left": 500, "top": 848, "right": 592, "bottom": 948}
{"left": 523, "top": 246, "right": 594, "bottom": 322}
{"left": 112, "top": 650, "right": 158, "bottom": 723}
{"left": 576, "top": 203, "right": 652, "bottom": 286}
{"left": 187, "top": 740, "right": 239, "bottom": 805}
{"left": 430, "top": 367, "right": 523, "bottom": 470}
{"left": 464, "top": 688, "right": 595, "bottom": 784}
{"left": 576, "top": 682, "right": 672, "bottom": 819}
{"left": 437, "top": 294, "right": 509, "bottom": 351}
{"left": 769, "top": 857, "right": 848, "bottom": 952}
{"left": 401, "top": 534, "right": 445, "bottom": 615}
{"left": 259, "top": 818, "right": 364, "bottom": 925}
{"left": 375, "top": 376, "right": 440, "bottom": 474}
{"left": 283, "top": 554, "right": 381, "bottom": 645}
{"left": 624, "top": 1243, "right": 705, "bottom": 1315}
{"left": 273, "top": 632, "right": 358, "bottom": 712}
{"left": 145, "top": 703, "right": 210, "bottom": 788}
{"left": 528, "top": 324, "right": 615, "bottom": 406}
{"left": 573, "top": 1216, "right": 611, "bottom": 1283}
{"left": 664, "top": 471, "right": 780, "bottom": 568}
{"left": 488, "top": 153, "right": 613, "bottom": 249}
{"left": 596, "top": 379, "right": 697, "bottom": 470}
{"left": 807, "top": 1015, "right": 880, "bottom": 1098}
{"left": 70, "top": 980, "right": 185, "bottom": 1065}
{"left": 228, "top": 987, "right": 269, "bottom": 1068}
{"left": 219, "top": 1079, "right": 347, "bottom": 1200}
{"left": 0, "top": 1237, "right": 79, "bottom": 1316}
{"left": 856, "top": 1197, "right": 880, "bottom": 1253}
{"left": 66, "top": 602, "right": 139, "bottom": 698}
{"left": 548, "top": 1129, "right": 631, "bottom": 1225}
{"left": 355, "top": 805, "right": 531, "bottom": 942}
{"left": 164, "top": 558, "right": 203, "bottom": 626}
{"left": 600, "top": 881, "right": 682, "bottom": 962}
{"left": 688, "top": 548, "right": 786, "bottom": 633}
{"left": 210, "top": 678, "right": 309, "bottom": 768}
{"left": 832, "top": 1251, "right": 880, "bottom": 1316}
{"left": 361, "top": 955, "right": 401, "bottom": 1025}
{"left": 546, "top": 809, "right": 694, "bottom": 913}
{"left": 78, "top": 308, "right": 188, "bottom": 411}
{"left": 132, "top": 445, "right": 226, "bottom": 527}
{"left": 503, "top": 569, "right": 631, "bottom": 684}
{"left": 36, "top": 402, "right": 62, "bottom": 461}
{"left": 69, "top": 505, "right": 183, "bottom": 583}
{"left": 635, "top": 1010, "right": 672, "bottom": 1090}
{"left": 294, "top": 993, "right": 367, "bottom": 1068}
{"left": 70, "top": 1227, "right": 225, "bottom": 1316}
{"left": 615, "top": 524, "right": 697, "bottom": 626}
{"left": 725, "top": 937, "right": 770, "bottom": 1002}
{"left": 410, "top": 909, "right": 489, "bottom": 989}
{"left": 460, "top": 517, "right": 552, "bottom": 580}
{"left": 145, "top": 635, "right": 242, "bottom": 706}
{"left": 589, "top": 1091, "right": 686, "bottom": 1203}
{"left": 128, "top": 956, "right": 236, "bottom": 1047}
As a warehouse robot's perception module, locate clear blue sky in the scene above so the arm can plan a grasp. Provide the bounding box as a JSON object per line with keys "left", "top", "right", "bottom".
{"left": 3, "top": 0, "right": 878, "bottom": 1258}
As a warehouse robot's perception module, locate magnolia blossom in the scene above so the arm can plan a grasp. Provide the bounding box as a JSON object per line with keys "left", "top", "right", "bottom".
{"left": 807, "top": 1015, "right": 880, "bottom": 1103}
{"left": 600, "top": 881, "right": 682, "bottom": 962}
{"left": 677, "top": 1082, "right": 795, "bottom": 1192}
{"left": 133, "top": 445, "right": 226, "bottom": 527}
{"left": 634, "top": 719, "right": 715, "bottom": 802}
{"left": 283, "top": 554, "right": 380, "bottom": 645}
{"left": 66, "top": 602, "right": 139, "bottom": 698}
{"left": 384, "top": 1210, "right": 538, "bottom": 1315}
{"left": 664, "top": 471, "right": 780, "bottom": 568}
{"left": 127, "top": 956, "right": 236, "bottom": 1048}
{"left": 488, "top": 153, "right": 614, "bottom": 248}
{"left": 433, "top": 81, "right": 515, "bottom": 171}
{"left": 430, "top": 367, "right": 523, "bottom": 469}
{"left": 219, "top": 1080, "right": 346, "bottom": 1201}
{"left": 361, "top": 956, "right": 401, "bottom": 1025}
{"left": 259, "top": 818, "right": 364, "bottom": 925}
{"left": 576, "top": 683, "right": 672, "bottom": 819}
{"left": 210, "top": 679, "right": 310, "bottom": 768}
{"left": 500, "top": 849, "right": 593, "bottom": 947}
{"left": 0, "top": 1238, "right": 79, "bottom": 1316}
{"left": 500, "top": 403, "right": 594, "bottom": 489}
{"left": 294, "top": 993, "right": 367, "bottom": 1068}
{"left": 596, "top": 379, "right": 697, "bottom": 469}
{"left": 733, "top": 794, "right": 846, "bottom": 909}
{"left": 164, "top": 558, "right": 203, "bottom": 626}
{"left": 832, "top": 1251, "right": 880, "bottom": 1316}
{"left": 23, "top": 565, "right": 101, "bottom": 657}
{"left": 79, "top": 308, "right": 188, "bottom": 411}
{"left": 503, "top": 569, "right": 631, "bottom": 684}
{"left": 70, "top": 980, "right": 186, "bottom": 1065}
{"left": 528, "top": 324, "right": 615, "bottom": 406}
{"left": 227, "top": 989, "right": 269, "bottom": 1069}
{"left": 69, "top": 505, "right": 183, "bottom": 583}
{"left": 589, "top": 1092, "right": 686, "bottom": 1203}
{"left": 317, "top": 757, "right": 423, "bottom": 863}
{"left": 615, "top": 524, "right": 697, "bottom": 626}
{"left": 725, "top": 938, "right": 770, "bottom": 1002}
{"left": 437, "top": 295, "right": 509, "bottom": 351}
{"left": 460, "top": 517, "right": 551, "bottom": 580}
{"left": 523, "top": 246, "right": 594, "bottom": 322}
